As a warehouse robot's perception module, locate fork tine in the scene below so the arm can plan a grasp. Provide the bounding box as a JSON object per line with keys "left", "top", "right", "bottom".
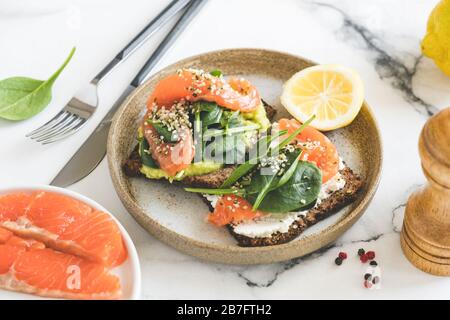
{"left": 40, "top": 118, "right": 87, "bottom": 145}
{"left": 26, "top": 111, "right": 67, "bottom": 138}
{"left": 30, "top": 115, "right": 73, "bottom": 141}
{"left": 34, "top": 114, "right": 78, "bottom": 142}
{"left": 28, "top": 112, "right": 72, "bottom": 139}
{"left": 40, "top": 117, "right": 83, "bottom": 142}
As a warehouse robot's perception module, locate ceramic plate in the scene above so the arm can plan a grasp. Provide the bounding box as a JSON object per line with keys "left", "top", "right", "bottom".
{"left": 107, "top": 49, "right": 382, "bottom": 265}
{"left": 0, "top": 185, "right": 141, "bottom": 300}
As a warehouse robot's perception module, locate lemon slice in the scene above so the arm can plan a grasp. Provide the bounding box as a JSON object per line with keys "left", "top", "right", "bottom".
{"left": 281, "top": 64, "right": 364, "bottom": 131}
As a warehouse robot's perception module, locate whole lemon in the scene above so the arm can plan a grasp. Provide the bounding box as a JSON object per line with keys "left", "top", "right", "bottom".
{"left": 422, "top": 0, "right": 450, "bottom": 77}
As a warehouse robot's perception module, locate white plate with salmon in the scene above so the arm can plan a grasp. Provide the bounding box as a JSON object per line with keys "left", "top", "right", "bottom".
{"left": 0, "top": 186, "right": 140, "bottom": 300}
{"left": 108, "top": 49, "right": 382, "bottom": 265}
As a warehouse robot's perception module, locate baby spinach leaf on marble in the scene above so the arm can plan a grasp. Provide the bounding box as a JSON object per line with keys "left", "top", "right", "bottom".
{"left": 0, "top": 47, "right": 76, "bottom": 121}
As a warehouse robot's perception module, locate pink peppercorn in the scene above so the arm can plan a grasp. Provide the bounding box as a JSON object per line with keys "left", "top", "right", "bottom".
{"left": 366, "top": 251, "right": 375, "bottom": 260}
{"left": 360, "top": 254, "right": 369, "bottom": 263}
{"left": 338, "top": 252, "right": 348, "bottom": 260}
{"left": 364, "top": 280, "right": 373, "bottom": 289}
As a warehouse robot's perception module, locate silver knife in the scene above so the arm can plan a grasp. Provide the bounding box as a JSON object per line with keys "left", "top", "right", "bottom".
{"left": 51, "top": 0, "right": 208, "bottom": 187}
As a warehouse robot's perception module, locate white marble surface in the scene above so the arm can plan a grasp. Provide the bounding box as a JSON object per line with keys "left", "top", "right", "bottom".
{"left": 1, "top": 0, "right": 450, "bottom": 299}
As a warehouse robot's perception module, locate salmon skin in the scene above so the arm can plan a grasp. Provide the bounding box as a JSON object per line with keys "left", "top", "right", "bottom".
{"left": 0, "top": 227, "right": 121, "bottom": 300}
{"left": 0, "top": 191, "right": 127, "bottom": 268}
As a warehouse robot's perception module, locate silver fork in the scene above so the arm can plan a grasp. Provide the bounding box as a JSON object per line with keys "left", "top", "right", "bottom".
{"left": 27, "top": 0, "right": 191, "bottom": 145}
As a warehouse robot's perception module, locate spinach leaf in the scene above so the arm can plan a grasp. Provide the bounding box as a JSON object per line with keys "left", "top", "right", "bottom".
{"left": 193, "top": 101, "right": 223, "bottom": 127}
{"left": 201, "top": 105, "right": 223, "bottom": 127}
{"left": 193, "top": 101, "right": 217, "bottom": 113}
{"left": 209, "top": 70, "right": 222, "bottom": 77}
{"left": 220, "top": 110, "right": 242, "bottom": 130}
{"left": 250, "top": 174, "right": 277, "bottom": 210}
{"left": 139, "top": 138, "right": 158, "bottom": 168}
{"left": 0, "top": 47, "right": 75, "bottom": 121}
{"left": 244, "top": 149, "right": 301, "bottom": 195}
{"left": 247, "top": 161, "right": 322, "bottom": 213}
{"left": 148, "top": 121, "right": 179, "bottom": 143}
{"left": 271, "top": 150, "right": 302, "bottom": 190}
{"left": 221, "top": 161, "right": 256, "bottom": 188}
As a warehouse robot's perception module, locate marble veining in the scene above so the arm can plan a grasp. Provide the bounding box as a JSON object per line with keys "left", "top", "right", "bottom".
{"left": 307, "top": 1, "right": 439, "bottom": 117}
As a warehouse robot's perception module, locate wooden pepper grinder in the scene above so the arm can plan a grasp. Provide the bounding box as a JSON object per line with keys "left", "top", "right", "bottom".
{"left": 401, "top": 108, "right": 450, "bottom": 275}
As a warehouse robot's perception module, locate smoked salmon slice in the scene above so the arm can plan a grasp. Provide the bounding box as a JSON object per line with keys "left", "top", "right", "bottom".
{"left": 0, "top": 191, "right": 127, "bottom": 268}
{"left": 0, "top": 227, "right": 121, "bottom": 300}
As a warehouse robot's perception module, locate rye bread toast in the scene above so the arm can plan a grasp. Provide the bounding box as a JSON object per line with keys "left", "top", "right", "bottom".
{"left": 122, "top": 101, "right": 276, "bottom": 188}
{"left": 201, "top": 166, "right": 363, "bottom": 247}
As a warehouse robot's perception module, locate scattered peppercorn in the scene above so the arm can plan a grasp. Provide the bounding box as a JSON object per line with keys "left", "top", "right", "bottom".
{"left": 363, "top": 280, "right": 372, "bottom": 289}
{"left": 335, "top": 257, "right": 343, "bottom": 266}
{"left": 338, "top": 252, "right": 348, "bottom": 260}
{"left": 364, "top": 273, "right": 372, "bottom": 281}
{"left": 372, "top": 276, "right": 380, "bottom": 285}
{"left": 360, "top": 253, "right": 369, "bottom": 263}
{"left": 357, "top": 248, "right": 365, "bottom": 256}
{"left": 366, "top": 251, "right": 375, "bottom": 260}
{"left": 370, "top": 260, "right": 378, "bottom": 266}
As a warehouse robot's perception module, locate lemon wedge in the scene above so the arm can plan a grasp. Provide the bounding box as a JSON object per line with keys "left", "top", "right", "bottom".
{"left": 281, "top": 64, "right": 364, "bottom": 131}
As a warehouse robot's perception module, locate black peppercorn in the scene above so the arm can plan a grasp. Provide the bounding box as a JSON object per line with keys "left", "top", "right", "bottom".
{"left": 335, "top": 257, "right": 343, "bottom": 265}
{"left": 358, "top": 248, "right": 365, "bottom": 256}
{"left": 364, "top": 273, "right": 372, "bottom": 281}
{"left": 370, "top": 260, "right": 378, "bottom": 266}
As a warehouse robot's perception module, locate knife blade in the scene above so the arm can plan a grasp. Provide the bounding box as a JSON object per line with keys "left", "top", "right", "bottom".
{"left": 51, "top": 0, "right": 207, "bottom": 187}
{"left": 51, "top": 85, "right": 135, "bottom": 187}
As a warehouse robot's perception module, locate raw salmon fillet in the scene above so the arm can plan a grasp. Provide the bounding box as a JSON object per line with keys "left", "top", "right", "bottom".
{"left": 0, "top": 191, "right": 127, "bottom": 267}
{"left": 0, "top": 227, "right": 121, "bottom": 299}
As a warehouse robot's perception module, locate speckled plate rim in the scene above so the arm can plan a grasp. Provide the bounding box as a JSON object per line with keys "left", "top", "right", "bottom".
{"left": 107, "top": 48, "right": 383, "bottom": 265}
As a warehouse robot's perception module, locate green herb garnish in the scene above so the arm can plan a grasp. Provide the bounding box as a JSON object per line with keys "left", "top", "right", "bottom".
{"left": 209, "top": 70, "right": 222, "bottom": 77}
{"left": 183, "top": 187, "right": 243, "bottom": 196}
{"left": 0, "top": 47, "right": 76, "bottom": 120}
{"left": 248, "top": 161, "right": 322, "bottom": 213}
{"left": 147, "top": 120, "right": 179, "bottom": 143}
{"left": 139, "top": 138, "right": 158, "bottom": 168}
{"left": 269, "top": 115, "right": 315, "bottom": 156}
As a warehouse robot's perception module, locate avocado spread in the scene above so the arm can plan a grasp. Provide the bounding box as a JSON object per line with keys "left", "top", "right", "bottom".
{"left": 242, "top": 103, "right": 271, "bottom": 131}
{"left": 140, "top": 161, "right": 223, "bottom": 180}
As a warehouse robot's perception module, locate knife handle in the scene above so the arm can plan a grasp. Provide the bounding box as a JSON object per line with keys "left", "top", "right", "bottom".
{"left": 91, "top": 0, "right": 191, "bottom": 85}
{"left": 130, "top": 0, "right": 208, "bottom": 87}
